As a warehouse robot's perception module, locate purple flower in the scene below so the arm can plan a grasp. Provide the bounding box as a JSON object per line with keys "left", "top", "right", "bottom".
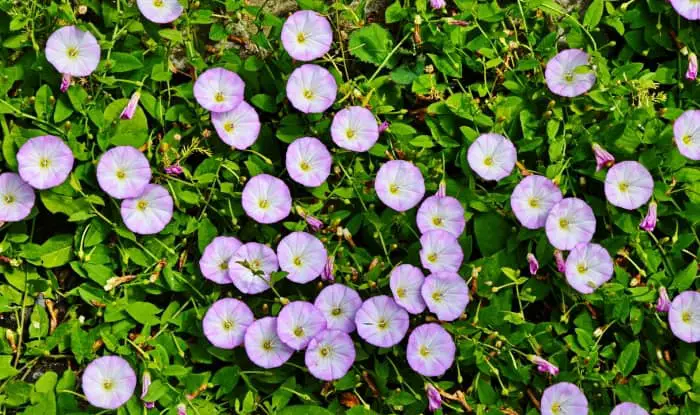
{"left": 120, "top": 91, "right": 141, "bottom": 120}
{"left": 177, "top": 404, "right": 187, "bottom": 415}
{"left": 305, "top": 214, "right": 324, "bottom": 232}
{"left": 657, "top": 286, "right": 671, "bottom": 313}
{"left": 241, "top": 174, "right": 292, "bottom": 224}
{"left": 244, "top": 317, "right": 294, "bottom": 369}
{"left": 673, "top": 110, "right": 700, "bottom": 160}
{"left": 406, "top": 323, "right": 455, "bottom": 377}
{"left": 416, "top": 193, "right": 465, "bottom": 237}
{"left": 120, "top": 184, "right": 173, "bottom": 235}
{"left": 277, "top": 231, "right": 327, "bottom": 284}
{"left": 592, "top": 143, "right": 615, "bottom": 172}
{"left": 611, "top": 402, "right": 649, "bottom": 415}
{"left": 355, "top": 295, "right": 409, "bottom": 348}
{"left": 545, "top": 198, "right": 596, "bottom": 251}
{"left": 199, "top": 236, "right": 242, "bottom": 284}
{"left": 378, "top": 121, "right": 390, "bottom": 134}
{"left": 375, "top": 160, "right": 425, "bottom": 212}
{"left": 228, "top": 242, "right": 278, "bottom": 294}
{"left": 554, "top": 250, "right": 566, "bottom": 273}
{"left": 687, "top": 53, "right": 698, "bottom": 80}
{"left": 45, "top": 26, "right": 100, "bottom": 78}
{"left": 60, "top": 73, "right": 71, "bottom": 92}
{"left": 17, "top": 135, "right": 74, "bottom": 190}
{"left": 305, "top": 329, "right": 356, "bottom": 381}
{"left": 97, "top": 146, "right": 152, "bottom": 199}
{"left": 510, "top": 175, "right": 563, "bottom": 230}
{"left": 194, "top": 68, "right": 245, "bottom": 113}
{"left": 420, "top": 230, "right": 463, "bottom": 273}
{"left": 137, "top": 0, "right": 184, "bottom": 24}
{"left": 540, "top": 382, "right": 588, "bottom": 415}
{"left": 640, "top": 201, "right": 657, "bottom": 232}
{"left": 314, "top": 284, "right": 362, "bottom": 333}
{"left": 565, "top": 243, "right": 613, "bottom": 294}
{"left": 430, "top": 0, "right": 447, "bottom": 9}
{"left": 671, "top": 0, "right": 700, "bottom": 20}
{"left": 669, "top": 290, "right": 700, "bottom": 343}
{"left": 286, "top": 64, "right": 337, "bottom": 114}
{"left": 0, "top": 173, "right": 35, "bottom": 222}
{"left": 390, "top": 264, "right": 426, "bottom": 314}
{"left": 141, "top": 371, "right": 154, "bottom": 409}
{"left": 81, "top": 356, "right": 136, "bottom": 410}
{"left": 604, "top": 161, "right": 654, "bottom": 210}
{"left": 529, "top": 355, "right": 559, "bottom": 376}
{"left": 421, "top": 272, "right": 469, "bottom": 322}
{"left": 277, "top": 301, "right": 327, "bottom": 350}
{"left": 321, "top": 255, "right": 335, "bottom": 281}
{"left": 286, "top": 137, "right": 332, "bottom": 187}
{"left": 545, "top": 49, "right": 596, "bottom": 97}
{"left": 331, "top": 106, "right": 379, "bottom": 152}
{"left": 281, "top": 10, "right": 333, "bottom": 62}
{"left": 436, "top": 181, "right": 446, "bottom": 198}
{"left": 426, "top": 384, "right": 442, "bottom": 412}
{"left": 527, "top": 253, "right": 539, "bottom": 276}
{"left": 467, "top": 133, "right": 517, "bottom": 182}
{"left": 211, "top": 101, "right": 260, "bottom": 149}
{"left": 203, "top": 299, "right": 254, "bottom": 349}
{"left": 165, "top": 164, "right": 183, "bottom": 175}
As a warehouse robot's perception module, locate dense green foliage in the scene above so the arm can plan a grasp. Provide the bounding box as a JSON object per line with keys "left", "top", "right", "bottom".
{"left": 0, "top": 0, "right": 699, "bottom": 414}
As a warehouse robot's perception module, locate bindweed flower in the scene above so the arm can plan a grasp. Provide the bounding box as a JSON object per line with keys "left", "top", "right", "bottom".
{"left": 120, "top": 184, "right": 173, "bottom": 235}
{"left": 0, "top": 173, "right": 35, "bottom": 222}
{"left": 610, "top": 402, "right": 649, "bottom": 415}
{"left": 331, "top": 106, "right": 379, "bottom": 152}
{"left": 97, "top": 146, "right": 152, "bottom": 199}
{"left": 314, "top": 284, "right": 363, "bottom": 333}
{"left": 545, "top": 49, "right": 596, "bottom": 97}
{"left": 203, "top": 299, "right": 254, "bottom": 349}
{"left": 640, "top": 201, "right": 657, "bottom": 232}
{"left": 305, "top": 214, "right": 324, "bottom": 232}
{"left": 540, "top": 382, "right": 588, "bottom": 415}
{"left": 657, "top": 286, "right": 671, "bottom": 313}
{"left": 430, "top": 0, "right": 447, "bottom": 9}
{"left": 141, "top": 371, "right": 154, "bottom": 409}
{"left": 211, "top": 101, "right": 260, "bottom": 149}
{"left": 193, "top": 68, "right": 245, "bottom": 113}
{"left": 45, "top": 26, "right": 100, "bottom": 84}
{"left": 527, "top": 253, "right": 539, "bottom": 276}
{"left": 426, "top": 384, "right": 442, "bottom": 412}
{"left": 673, "top": 110, "right": 700, "bottom": 160}
{"left": 390, "top": 264, "right": 426, "bottom": 314}
{"left": 670, "top": 0, "right": 700, "bottom": 20}
{"left": 120, "top": 91, "right": 141, "bottom": 120}
{"left": 136, "top": 0, "right": 183, "bottom": 24}
{"left": 529, "top": 355, "right": 559, "bottom": 376}
{"left": 277, "top": 301, "right": 327, "bottom": 350}
{"left": 286, "top": 64, "right": 337, "bottom": 114}
{"left": 321, "top": 255, "right": 335, "bottom": 281}
{"left": 554, "top": 250, "right": 566, "bottom": 273}
{"left": 545, "top": 198, "right": 596, "bottom": 251}
{"left": 355, "top": 296, "right": 409, "bottom": 348}
{"left": 467, "top": 133, "right": 517, "bottom": 182}
{"left": 375, "top": 160, "right": 426, "bottom": 212}
{"left": 436, "top": 181, "right": 446, "bottom": 198}
{"left": 177, "top": 404, "right": 187, "bottom": 415}
{"left": 228, "top": 242, "right": 278, "bottom": 294}
{"left": 378, "top": 120, "right": 390, "bottom": 134}
{"left": 669, "top": 290, "right": 700, "bottom": 343}
{"left": 420, "top": 230, "right": 463, "bottom": 273}
{"left": 60, "top": 73, "right": 71, "bottom": 92}
{"left": 592, "top": 143, "right": 615, "bottom": 172}
{"left": 17, "top": 135, "right": 74, "bottom": 190}
{"left": 407, "top": 323, "right": 455, "bottom": 377}
{"left": 241, "top": 174, "right": 292, "bottom": 224}
{"left": 416, "top": 193, "right": 466, "bottom": 237}
{"left": 281, "top": 10, "right": 332, "bottom": 61}
{"left": 244, "top": 317, "right": 294, "bottom": 369}
{"left": 421, "top": 272, "right": 469, "bottom": 321}
{"left": 510, "top": 175, "right": 563, "bottom": 229}
{"left": 81, "top": 356, "right": 136, "bottom": 410}
{"left": 687, "top": 53, "right": 698, "bottom": 80}
{"left": 285, "top": 137, "right": 332, "bottom": 187}
{"left": 305, "top": 329, "right": 356, "bottom": 381}
{"left": 277, "top": 231, "right": 327, "bottom": 284}
{"left": 165, "top": 164, "right": 183, "bottom": 175}
{"left": 604, "top": 161, "right": 654, "bottom": 210}
{"left": 565, "top": 243, "right": 613, "bottom": 294}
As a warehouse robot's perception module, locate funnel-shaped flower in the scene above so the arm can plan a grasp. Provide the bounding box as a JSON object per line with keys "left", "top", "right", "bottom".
{"left": 17, "top": 135, "right": 74, "bottom": 190}
{"left": 281, "top": 10, "right": 333, "bottom": 61}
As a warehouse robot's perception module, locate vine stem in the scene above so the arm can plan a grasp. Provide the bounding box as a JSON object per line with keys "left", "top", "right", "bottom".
{"left": 368, "top": 31, "right": 413, "bottom": 83}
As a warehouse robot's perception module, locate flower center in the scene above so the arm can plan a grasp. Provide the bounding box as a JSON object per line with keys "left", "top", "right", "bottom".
{"left": 682, "top": 311, "right": 692, "bottom": 323}
{"left": 153, "top": 0, "right": 164, "bottom": 7}
{"left": 137, "top": 200, "right": 149, "bottom": 211}
{"left": 102, "top": 379, "right": 114, "bottom": 391}
{"left": 419, "top": 345, "right": 431, "bottom": 357}
{"left": 483, "top": 156, "right": 494, "bottom": 166}
{"left": 297, "top": 32, "right": 306, "bottom": 43}
{"left": 427, "top": 253, "right": 438, "bottom": 263}
{"left": 528, "top": 198, "right": 539, "bottom": 208}
{"left": 214, "top": 92, "right": 225, "bottom": 103}
{"left": 377, "top": 319, "right": 388, "bottom": 330}
{"left": 293, "top": 256, "right": 303, "bottom": 267}
{"left": 293, "top": 327, "right": 304, "bottom": 337}
{"left": 262, "top": 340, "right": 273, "bottom": 351}
{"left": 432, "top": 216, "right": 443, "bottom": 226}
{"left": 331, "top": 307, "right": 342, "bottom": 316}
{"left": 258, "top": 199, "right": 269, "bottom": 209}
{"left": 222, "top": 320, "right": 234, "bottom": 330}
{"left": 551, "top": 403, "right": 561, "bottom": 414}
{"left": 4, "top": 194, "right": 15, "bottom": 204}
{"left": 682, "top": 135, "right": 693, "bottom": 145}
{"left": 577, "top": 263, "right": 587, "bottom": 273}
{"left": 564, "top": 72, "right": 574, "bottom": 82}
{"left": 224, "top": 121, "right": 235, "bottom": 133}
{"left": 389, "top": 184, "right": 399, "bottom": 194}
{"left": 319, "top": 346, "right": 331, "bottom": 357}
{"left": 115, "top": 169, "right": 126, "bottom": 179}
{"left": 346, "top": 129, "right": 356, "bottom": 139}
{"left": 432, "top": 291, "right": 443, "bottom": 302}
{"left": 251, "top": 260, "right": 261, "bottom": 270}
{"left": 303, "top": 89, "right": 314, "bottom": 100}
{"left": 219, "top": 262, "right": 228, "bottom": 271}
{"left": 559, "top": 218, "right": 569, "bottom": 230}
{"left": 299, "top": 161, "right": 311, "bottom": 172}
{"left": 66, "top": 47, "right": 79, "bottom": 59}
{"left": 39, "top": 158, "right": 51, "bottom": 169}
{"left": 396, "top": 288, "right": 406, "bottom": 298}
{"left": 618, "top": 182, "right": 629, "bottom": 192}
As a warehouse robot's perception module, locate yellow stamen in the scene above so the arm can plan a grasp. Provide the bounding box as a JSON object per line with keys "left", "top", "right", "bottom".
{"left": 224, "top": 122, "right": 235, "bottom": 133}
{"left": 137, "top": 200, "right": 149, "bottom": 211}
{"left": 484, "top": 156, "right": 493, "bottom": 166}
{"left": 559, "top": 218, "right": 569, "bottom": 229}
{"left": 303, "top": 89, "right": 314, "bottom": 99}
{"left": 377, "top": 319, "right": 388, "bottom": 330}
{"left": 432, "top": 216, "right": 443, "bottom": 226}
{"left": 214, "top": 92, "right": 225, "bottom": 103}
{"left": 389, "top": 184, "right": 399, "bottom": 194}
{"left": 258, "top": 199, "right": 269, "bottom": 209}
{"left": 116, "top": 169, "right": 126, "bottom": 179}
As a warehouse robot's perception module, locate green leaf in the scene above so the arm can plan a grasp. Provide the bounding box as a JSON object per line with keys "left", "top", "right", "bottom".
{"left": 67, "top": 86, "right": 88, "bottom": 113}
{"left": 348, "top": 24, "right": 393, "bottom": 66}
{"left": 110, "top": 52, "right": 144, "bottom": 73}
{"left": 126, "top": 301, "right": 162, "bottom": 325}
{"left": 250, "top": 94, "right": 277, "bottom": 113}
{"left": 29, "top": 305, "right": 49, "bottom": 339}
{"left": 617, "top": 340, "right": 640, "bottom": 377}
{"left": 670, "top": 261, "right": 697, "bottom": 292}
{"left": 198, "top": 218, "right": 218, "bottom": 253}
{"left": 21, "top": 234, "right": 73, "bottom": 268}
{"left": 385, "top": 1, "right": 408, "bottom": 24}
{"left": 0, "top": 356, "right": 19, "bottom": 380}
{"left": 34, "top": 84, "right": 52, "bottom": 120}
{"left": 102, "top": 98, "right": 149, "bottom": 147}
{"left": 35, "top": 371, "right": 58, "bottom": 393}
{"left": 583, "top": 0, "right": 604, "bottom": 28}
{"left": 473, "top": 214, "right": 509, "bottom": 256}
{"left": 278, "top": 406, "right": 334, "bottom": 415}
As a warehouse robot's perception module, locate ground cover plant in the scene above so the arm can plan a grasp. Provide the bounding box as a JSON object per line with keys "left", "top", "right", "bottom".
{"left": 0, "top": 0, "right": 699, "bottom": 413}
